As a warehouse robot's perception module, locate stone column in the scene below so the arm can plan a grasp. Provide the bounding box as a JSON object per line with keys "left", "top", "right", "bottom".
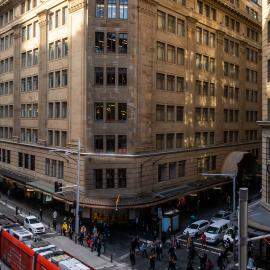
{"left": 185, "top": 17, "right": 197, "bottom": 147}
{"left": 215, "top": 30, "right": 225, "bottom": 144}
{"left": 67, "top": 0, "right": 87, "bottom": 148}
{"left": 37, "top": 10, "right": 48, "bottom": 145}
{"left": 12, "top": 24, "right": 21, "bottom": 142}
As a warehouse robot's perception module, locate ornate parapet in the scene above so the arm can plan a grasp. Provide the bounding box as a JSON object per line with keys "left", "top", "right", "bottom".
{"left": 68, "top": 0, "right": 87, "bottom": 13}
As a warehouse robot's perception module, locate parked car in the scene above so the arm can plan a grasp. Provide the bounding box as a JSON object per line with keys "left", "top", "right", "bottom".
{"left": 223, "top": 226, "right": 238, "bottom": 248}
{"left": 183, "top": 220, "right": 210, "bottom": 238}
{"left": 211, "top": 210, "right": 231, "bottom": 223}
{"left": 205, "top": 219, "right": 230, "bottom": 245}
{"left": 24, "top": 216, "right": 45, "bottom": 234}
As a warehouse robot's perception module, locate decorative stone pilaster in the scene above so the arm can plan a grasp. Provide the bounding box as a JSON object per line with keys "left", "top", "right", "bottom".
{"left": 185, "top": 17, "right": 197, "bottom": 147}
{"left": 37, "top": 10, "right": 48, "bottom": 145}
{"left": 12, "top": 24, "right": 21, "bottom": 142}
{"left": 215, "top": 30, "right": 225, "bottom": 145}
{"left": 67, "top": 0, "right": 87, "bottom": 147}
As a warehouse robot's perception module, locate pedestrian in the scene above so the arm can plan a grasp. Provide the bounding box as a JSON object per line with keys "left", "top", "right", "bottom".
{"left": 187, "top": 234, "right": 192, "bottom": 250}
{"left": 68, "top": 224, "right": 73, "bottom": 240}
{"left": 155, "top": 242, "right": 161, "bottom": 261}
{"left": 39, "top": 208, "right": 43, "bottom": 221}
{"left": 149, "top": 253, "right": 156, "bottom": 270}
{"left": 78, "top": 230, "right": 84, "bottom": 245}
{"left": 141, "top": 241, "right": 148, "bottom": 258}
{"left": 199, "top": 252, "right": 207, "bottom": 270}
{"left": 97, "top": 238, "right": 102, "bottom": 257}
{"left": 168, "top": 256, "right": 176, "bottom": 270}
{"left": 201, "top": 232, "right": 206, "bottom": 247}
{"left": 130, "top": 249, "right": 136, "bottom": 266}
{"left": 167, "top": 225, "right": 172, "bottom": 240}
{"left": 52, "top": 210, "right": 57, "bottom": 231}
{"left": 217, "top": 253, "right": 224, "bottom": 270}
{"left": 161, "top": 231, "right": 167, "bottom": 247}
{"left": 62, "top": 221, "right": 68, "bottom": 236}
{"left": 168, "top": 245, "right": 176, "bottom": 258}
{"left": 206, "top": 258, "right": 214, "bottom": 270}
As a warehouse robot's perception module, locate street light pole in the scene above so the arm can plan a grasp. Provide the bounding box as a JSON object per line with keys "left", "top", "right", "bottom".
{"left": 75, "top": 138, "right": 81, "bottom": 242}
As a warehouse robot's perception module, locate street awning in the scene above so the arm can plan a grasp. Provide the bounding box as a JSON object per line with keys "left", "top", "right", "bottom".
{"left": 221, "top": 151, "right": 248, "bottom": 175}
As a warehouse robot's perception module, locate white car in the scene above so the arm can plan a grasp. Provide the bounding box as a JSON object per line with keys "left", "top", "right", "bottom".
{"left": 24, "top": 216, "right": 45, "bottom": 234}
{"left": 211, "top": 210, "right": 231, "bottom": 223}
{"left": 223, "top": 226, "right": 238, "bottom": 248}
{"left": 183, "top": 220, "right": 210, "bottom": 238}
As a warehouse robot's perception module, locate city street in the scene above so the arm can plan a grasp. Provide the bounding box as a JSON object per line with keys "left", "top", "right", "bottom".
{"left": 0, "top": 192, "right": 238, "bottom": 270}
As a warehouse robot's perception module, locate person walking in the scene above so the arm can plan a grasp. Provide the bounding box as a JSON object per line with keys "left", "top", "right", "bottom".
{"left": 130, "top": 249, "right": 136, "bottom": 266}
{"left": 141, "top": 241, "right": 148, "bottom": 258}
{"left": 201, "top": 232, "right": 206, "bottom": 248}
{"left": 97, "top": 238, "right": 102, "bottom": 257}
{"left": 39, "top": 208, "right": 43, "bottom": 221}
{"left": 62, "top": 221, "right": 68, "bottom": 236}
{"left": 149, "top": 253, "right": 156, "bottom": 270}
{"left": 206, "top": 258, "right": 214, "bottom": 270}
{"left": 52, "top": 210, "right": 57, "bottom": 231}
{"left": 155, "top": 242, "right": 161, "bottom": 261}
{"left": 187, "top": 234, "right": 192, "bottom": 250}
{"left": 168, "top": 256, "right": 176, "bottom": 270}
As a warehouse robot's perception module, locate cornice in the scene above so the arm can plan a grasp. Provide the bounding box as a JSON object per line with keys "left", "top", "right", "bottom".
{"left": 138, "top": 0, "right": 157, "bottom": 17}
{"left": 68, "top": 0, "right": 87, "bottom": 13}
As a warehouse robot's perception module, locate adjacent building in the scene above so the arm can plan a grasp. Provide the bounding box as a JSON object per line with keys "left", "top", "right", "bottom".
{"left": 0, "top": 0, "right": 262, "bottom": 220}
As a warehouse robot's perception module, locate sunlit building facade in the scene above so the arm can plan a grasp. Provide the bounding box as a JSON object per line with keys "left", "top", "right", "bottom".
{"left": 0, "top": 0, "right": 262, "bottom": 218}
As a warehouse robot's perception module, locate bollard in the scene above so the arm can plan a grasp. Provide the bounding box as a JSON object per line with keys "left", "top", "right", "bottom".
{"left": 111, "top": 254, "right": 113, "bottom": 262}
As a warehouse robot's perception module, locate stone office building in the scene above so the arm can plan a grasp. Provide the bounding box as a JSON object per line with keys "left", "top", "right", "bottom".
{"left": 0, "top": 0, "right": 262, "bottom": 220}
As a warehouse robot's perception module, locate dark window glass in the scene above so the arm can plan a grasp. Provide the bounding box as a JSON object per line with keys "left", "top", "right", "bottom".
{"left": 95, "top": 103, "right": 103, "bottom": 120}
{"left": 118, "top": 168, "right": 127, "bottom": 188}
{"left": 118, "top": 135, "right": 127, "bottom": 152}
{"left": 118, "top": 68, "right": 127, "bottom": 86}
{"left": 106, "top": 103, "right": 115, "bottom": 121}
{"left": 94, "top": 169, "right": 103, "bottom": 189}
{"left": 96, "top": 0, "right": 104, "bottom": 18}
{"left": 106, "top": 67, "right": 115, "bottom": 85}
{"left": 95, "top": 67, "right": 103, "bottom": 85}
{"left": 106, "top": 169, "right": 115, "bottom": 188}
{"left": 95, "top": 32, "right": 104, "bottom": 53}
{"left": 94, "top": 135, "right": 103, "bottom": 152}
{"left": 107, "top": 32, "right": 116, "bottom": 53}
{"left": 119, "top": 33, "right": 128, "bottom": 53}
{"left": 106, "top": 135, "right": 115, "bottom": 152}
{"left": 118, "top": 103, "right": 127, "bottom": 121}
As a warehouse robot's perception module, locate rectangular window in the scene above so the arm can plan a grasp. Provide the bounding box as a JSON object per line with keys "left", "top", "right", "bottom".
{"left": 106, "top": 135, "right": 115, "bottom": 152}
{"left": 48, "top": 72, "right": 54, "bottom": 88}
{"left": 62, "top": 38, "right": 68, "bottom": 57}
{"left": 106, "top": 103, "right": 116, "bottom": 121}
{"left": 156, "top": 105, "right": 165, "bottom": 121}
{"left": 166, "top": 133, "right": 174, "bottom": 149}
{"left": 157, "top": 10, "right": 165, "bottom": 30}
{"left": 33, "top": 76, "right": 38, "bottom": 90}
{"left": 158, "top": 164, "right": 167, "bottom": 181}
{"left": 107, "top": 0, "right": 117, "bottom": 19}
{"left": 177, "top": 77, "right": 184, "bottom": 92}
{"left": 167, "top": 75, "right": 175, "bottom": 91}
{"left": 118, "top": 68, "right": 127, "bottom": 86}
{"left": 156, "top": 73, "right": 165, "bottom": 90}
{"left": 49, "top": 43, "right": 54, "bottom": 60}
{"left": 167, "top": 15, "right": 176, "bottom": 33}
{"left": 119, "top": 33, "right": 128, "bottom": 53}
{"left": 169, "top": 162, "right": 176, "bottom": 179}
{"left": 118, "top": 135, "right": 127, "bottom": 152}
{"left": 178, "top": 160, "right": 185, "bottom": 177}
{"left": 176, "top": 133, "right": 184, "bottom": 148}
{"left": 156, "top": 134, "right": 164, "bottom": 150}
{"left": 167, "top": 45, "right": 175, "bottom": 63}
{"left": 118, "top": 168, "right": 127, "bottom": 188}
{"left": 95, "top": 32, "right": 104, "bottom": 53}
{"left": 55, "top": 10, "right": 60, "bottom": 28}
{"left": 177, "top": 19, "right": 185, "bottom": 36}
{"left": 33, "top": 48, "right": 38, "bottom": 65}
{"left": 95, "top": 67, "right": 103, "bottom": 85}
{"left": 62, "top": 69, "right": 68, "bottom": 86}
{"left": 96, "top": 0, "right": 104, "bottom": 18}
{"left": 119, "top": 0, "right": 128, "bottom": 20}
{"left": 167, "top": 106, "right": 174, "bottom": 121}
{"left": 95, "top": 103, "right": 103, "bottom": 120}
{"left": 94, "top": 169, "right": 103, "bottom": 189}
{"left": 106, "top": 169, "right": 115, "bottom": 188}
{"left": 118, "top": 103, "right": 127, "bottom": 121}
{"left": 157, "top": 42, "right": 165, "bottom": 61}
{"left": 106, "top": 67, "right": 115, "bottom": 85}
{"left": 176, "top": 106, "right": 184, "bottom": 121}
{"left": 62, "top": 6, "right": 68, "bottom": 25}
{"left": 94, "top": 135, "right": 103, "bottom": 152}
{"left": 177, "top": 48, "right": 185, "bottom": 65}
{"left": 55, "top": 40, "right": 61, "bottom": 58}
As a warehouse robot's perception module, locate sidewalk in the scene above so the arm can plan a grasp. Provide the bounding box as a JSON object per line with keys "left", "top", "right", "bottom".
{"left": 46, "top": 235, "right": 127, "bottom": 270}
{"left": 0, "top": 261, "right": 10, "bottom": 270}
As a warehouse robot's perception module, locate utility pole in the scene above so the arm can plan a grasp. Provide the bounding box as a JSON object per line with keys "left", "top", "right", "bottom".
{"left": 75, "top": 138, "right": 81, "bottom": 243}
{"left": 238, "top": 188, "right": 248, "bottom": 270}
